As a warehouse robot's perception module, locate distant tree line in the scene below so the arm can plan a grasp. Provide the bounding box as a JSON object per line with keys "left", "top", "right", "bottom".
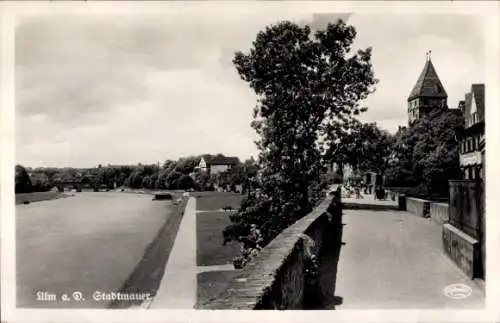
{"left": 15, "top": 154, "right": 259, "bottom": 194}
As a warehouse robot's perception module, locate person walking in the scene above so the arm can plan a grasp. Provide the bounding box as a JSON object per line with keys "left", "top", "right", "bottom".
{"left": 355, "top": 186, "right": 362, "bottom": 199}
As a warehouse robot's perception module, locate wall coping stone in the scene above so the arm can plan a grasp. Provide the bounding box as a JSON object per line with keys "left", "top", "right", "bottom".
{"left": 431, "top": 202, "right": 449, "bottom": 207}
{"left": 407, "top": 197, "right": 431, "bottom": 203}
{"left": 443, "top": 223, "right": 479, "bottom": 244}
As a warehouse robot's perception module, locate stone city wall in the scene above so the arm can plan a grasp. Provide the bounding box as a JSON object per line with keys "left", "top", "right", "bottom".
{"left": 198, "top": 195, "right": 342, "bottom": 310}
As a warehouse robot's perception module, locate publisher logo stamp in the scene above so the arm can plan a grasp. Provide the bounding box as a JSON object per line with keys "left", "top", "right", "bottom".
{"left": 443, "top": 284, "right": 472, "bottom": 299}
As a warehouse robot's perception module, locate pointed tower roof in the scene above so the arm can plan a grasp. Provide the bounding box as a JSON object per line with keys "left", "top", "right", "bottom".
{"left": 408, "top": 55, "right": 447, "bottom": 101}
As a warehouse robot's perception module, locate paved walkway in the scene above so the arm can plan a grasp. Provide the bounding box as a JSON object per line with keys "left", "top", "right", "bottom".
{"left": 151, "top": 197, "right": 197, "bottom": 309}
{"left": 152, "top": 192, "right": 484, "bottom": 309}
{"left": 151, "top": 196, "right": 237, "bottom": 309}
{"left": 343, "top": 194, "right": 398, "bottom": 207}
{"left": 334, "top": 209, "right": 484, "bottom": 309}
{"left": 330, "top": 185, "right": 400, "bottom": 208}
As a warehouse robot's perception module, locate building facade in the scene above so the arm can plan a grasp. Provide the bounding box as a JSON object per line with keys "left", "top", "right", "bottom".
{"left": 407, "top": 54, "right": 448, "bottom": 125}
{"left": 459, "top": 84, "right": 485, "bottom": 180}
{"left": 195, "top": 155, "right": 240, "bottom": 176}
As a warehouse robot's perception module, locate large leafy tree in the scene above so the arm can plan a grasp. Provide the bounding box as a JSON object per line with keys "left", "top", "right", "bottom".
{"left": 330, "top": 121, "right": 393, "bottom": 177}
{"left": 385, "top": 107, "right": 464, "bottom": 197}
{"left": 15, "top": 165, "right": 33, "bottom": 194}
{"left": 177, "top": 174, "right": 195, "bottom": 190}
{"left": 224, "top": 20, "right": 377, "bottom": 267}
{"left": 175, "top": 156, "right": 199, "bottom": 175}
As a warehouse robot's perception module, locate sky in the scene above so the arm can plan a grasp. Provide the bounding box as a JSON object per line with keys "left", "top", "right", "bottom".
{"left": 15, "top": 13, "right": 485, "bottom": 168}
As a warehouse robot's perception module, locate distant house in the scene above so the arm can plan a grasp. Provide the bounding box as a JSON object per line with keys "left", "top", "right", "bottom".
{"left": 195, "top": 155, "right": 240, "bottom": 176}
{"left": 459, "top": 84, "right": 485, "bottom": 180}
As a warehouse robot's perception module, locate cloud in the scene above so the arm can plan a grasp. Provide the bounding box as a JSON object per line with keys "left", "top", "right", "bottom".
{"left": 15, "top": 13, "right": 485, "bottom": 167}
{"left": 350, "top": 14, "right": 484, "bottom": 130}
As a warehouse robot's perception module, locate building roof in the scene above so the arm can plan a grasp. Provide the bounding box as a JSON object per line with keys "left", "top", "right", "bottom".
{"left": 408, "top": 58, "right": 448, "bottom": 101}
{"left": 471, "top": 83, "right": 485, "bottom": 116}
{"left": 203, "top": 155, "right": 240, "bottom": 166}
{"left": 458, "top": 100, "right": 466, "bottom": 114}
{"left": 463, "top": 83, "right": 485, "bottom": 123}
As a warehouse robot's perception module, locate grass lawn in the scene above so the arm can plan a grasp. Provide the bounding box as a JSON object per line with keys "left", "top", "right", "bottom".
{"left": 15, "top": 191, "right": 67, "bottom": 205}
{"left": 195, "top": 270, "right": 241, "bottom": 308}
{"left": 193, "top": 192, "right": 244, "bottom": 211}
{"left": 196, "top": 211, "right": 241, "bottom": 266}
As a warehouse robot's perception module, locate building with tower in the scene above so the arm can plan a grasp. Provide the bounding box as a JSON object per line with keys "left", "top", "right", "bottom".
{"left": 407, "top": 52, "right": 448, "bottom": 125}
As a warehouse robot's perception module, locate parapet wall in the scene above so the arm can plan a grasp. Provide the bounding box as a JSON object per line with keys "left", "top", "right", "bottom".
{"left": 429, "top": 202, "right": 449, "bottom": 225}
{"left": 406, "top": 197, "right": 449, "bottom": 224}
{"left": 442, "top": 223, "right": 481, "bottom": 279}
{"left": 406, "top": 197, "right": 430, "bottom": 218}
{"left": 198, "top": 195, "right": 342, "bottom": 310}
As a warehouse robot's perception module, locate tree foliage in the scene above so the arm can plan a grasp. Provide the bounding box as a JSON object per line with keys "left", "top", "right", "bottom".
{"left": 177, "top": 174, "right": 195, "bottom": 190}
{"left": 16, "top": 153, "right": 246, "bottom": 193}
{"left": 330, "top": 120, "right": 393, "bottom": 176}
{"left": 224, "top": 20, "right": 377, "bottom": 267}
{"left": 385, "top": 108, "right": 464, "bottom": 198}
{"left": 15, "top": 165, "right": 33, "bottom": 193}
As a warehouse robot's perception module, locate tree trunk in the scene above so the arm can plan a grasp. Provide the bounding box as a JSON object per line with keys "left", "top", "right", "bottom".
{"left": 338, "top": 162, "right": 344, "bottom": 181}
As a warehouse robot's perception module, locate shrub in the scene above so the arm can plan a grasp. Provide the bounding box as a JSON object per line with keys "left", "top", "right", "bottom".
{"left": 177, "top": 175, "right": 195, "bottom": 190}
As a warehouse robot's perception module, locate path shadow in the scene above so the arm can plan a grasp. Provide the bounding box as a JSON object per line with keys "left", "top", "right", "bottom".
{"left": 307, "top": 212, "right": 345, "bottom": 309}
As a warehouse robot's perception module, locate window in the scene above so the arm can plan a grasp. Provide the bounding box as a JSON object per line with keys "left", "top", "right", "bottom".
{"left": 475, "top": 167, "right": 481, "bottom": 180}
